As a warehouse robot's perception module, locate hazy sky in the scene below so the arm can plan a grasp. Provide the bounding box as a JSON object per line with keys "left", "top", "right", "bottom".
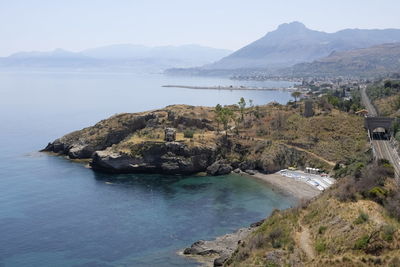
{"left": 1, "top": 0, "right": 400, "bottom": 56}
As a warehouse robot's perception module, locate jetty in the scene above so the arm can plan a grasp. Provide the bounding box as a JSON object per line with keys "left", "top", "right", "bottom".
{"left": 162, "top": 84, "right": 297, "bottom": 91}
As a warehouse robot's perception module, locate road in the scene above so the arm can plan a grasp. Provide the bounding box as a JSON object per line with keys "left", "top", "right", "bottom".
{"left": 361, "top": 86, "right": 400, "bottom": 178}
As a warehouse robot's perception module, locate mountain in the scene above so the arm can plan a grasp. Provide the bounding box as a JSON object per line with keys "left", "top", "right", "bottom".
{"left": 286, "top": 42, "right": 400, "bottom": 77}
{"left": 9, "top": 48, "right": 87, "bottom": 59}
{"left": 168, "top": 22, "right": 400, "bottom": 75}
{"left": 0, "top": 45, "right": 232, "bottom": 72}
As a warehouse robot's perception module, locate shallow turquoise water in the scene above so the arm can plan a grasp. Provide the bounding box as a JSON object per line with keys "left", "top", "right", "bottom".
{"left": 0, "top": 72, "right": 296, "bottom": 266}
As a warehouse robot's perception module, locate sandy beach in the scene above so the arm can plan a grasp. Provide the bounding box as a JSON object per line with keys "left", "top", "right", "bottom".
{"left": 245, "top": 171, "right": 321, "bottom": 200}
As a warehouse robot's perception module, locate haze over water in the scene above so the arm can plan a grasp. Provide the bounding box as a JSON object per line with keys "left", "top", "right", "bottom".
{"left": 0, "top": 72, "right": 295, "bottom": 266}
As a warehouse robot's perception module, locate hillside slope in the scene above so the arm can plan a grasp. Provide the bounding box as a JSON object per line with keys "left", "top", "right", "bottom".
{"left": 226, "top": 161, "right": 400, "bottom": 266}
{"left": 287, "top": 43, "right": 400, "bottom": 77}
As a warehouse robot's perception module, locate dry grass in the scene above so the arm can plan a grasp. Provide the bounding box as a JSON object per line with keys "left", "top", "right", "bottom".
{"left": 374, "top": 93, "right": 400, "bottom": 117}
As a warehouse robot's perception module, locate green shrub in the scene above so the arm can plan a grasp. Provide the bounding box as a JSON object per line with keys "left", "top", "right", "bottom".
{"left": 367, "top": 187, "right": 388, "bottom": 204}
{"left": 272, "top": 239, "right": 282, "bottom": 248}
{"left": 318, "top": 226, "right": 327, "bottom": 235}
{"left": 315, "top": 240, "right": 326, "bottom": 253}
{"left": 354, "top": 235, "right": 369, "bottom": 250}
{"left": 183, "top": 129, "right": 195, "bottom": 138}
{"left": 354, "top": 211, "right": 369, "bottom": 224}
{"left": 382, "top": 224, "right": 396, "bottom": 242}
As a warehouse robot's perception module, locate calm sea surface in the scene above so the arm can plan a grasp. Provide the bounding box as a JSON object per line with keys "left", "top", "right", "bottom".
{"left": 0, "top": 72, "right": 296, "bottom": 267}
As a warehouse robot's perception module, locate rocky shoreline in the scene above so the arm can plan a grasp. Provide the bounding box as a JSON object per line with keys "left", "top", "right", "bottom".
{"left": 180, "top": 220, "right": 265, "bottom": 267}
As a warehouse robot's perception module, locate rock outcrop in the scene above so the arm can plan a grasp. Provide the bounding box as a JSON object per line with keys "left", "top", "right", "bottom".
{"left": 42, "top": 106, "right": 220, "bottom": 175}
{"left": 182, "top": 220, "right": 264, "bottom": 266}
{"left": 43, "top": 113, "right": 155, "bottom": 159}
{"left": 206, "top": 160, "right": 233, "bottom": 176}
{"left": 91, "top": 142, "right": 215, "bottom": 174}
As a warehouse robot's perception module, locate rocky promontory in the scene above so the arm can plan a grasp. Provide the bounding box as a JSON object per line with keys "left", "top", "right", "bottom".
{"left": 43, "top": 106, "right": 219, "bottom": 174}
{"left": 42, "top": 103, "right": 366, "bottom": 176}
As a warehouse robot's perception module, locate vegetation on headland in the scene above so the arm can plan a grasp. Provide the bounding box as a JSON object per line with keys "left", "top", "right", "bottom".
{"left": 44, "top": 96, "right": 368, "bottom": 175}
{"left": 225, "top": 159, "right": 400, "bottom": 266}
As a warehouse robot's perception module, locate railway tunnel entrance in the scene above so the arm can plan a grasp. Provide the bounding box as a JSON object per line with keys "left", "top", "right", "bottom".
{"left": 365, "top": 117, "right": 394, "bottom": 140}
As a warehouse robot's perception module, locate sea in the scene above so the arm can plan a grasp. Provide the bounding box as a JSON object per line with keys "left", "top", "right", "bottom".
{"left": 0, "top": 71, "right": 296, "bottom": 267}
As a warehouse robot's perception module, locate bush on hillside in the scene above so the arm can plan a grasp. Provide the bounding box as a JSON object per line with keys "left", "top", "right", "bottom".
{"left": 183, "top": 129, "right": 195, "bottom": 138}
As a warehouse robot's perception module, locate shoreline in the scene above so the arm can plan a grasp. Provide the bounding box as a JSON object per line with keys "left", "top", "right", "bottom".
{"left": 180, "top": 171, "right": 321, "bottom": 266}
{"left": 244, "top": 171, "right": 321, "bottom": 200}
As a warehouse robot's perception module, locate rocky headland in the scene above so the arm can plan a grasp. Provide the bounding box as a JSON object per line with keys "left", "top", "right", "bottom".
{"left": 42, "top": 103, "right": 366, "bottom": 178}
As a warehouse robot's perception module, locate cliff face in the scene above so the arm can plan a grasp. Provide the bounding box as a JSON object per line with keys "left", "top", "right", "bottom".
{"left": 91, "top": 142, "right": 215, "bottom": 174}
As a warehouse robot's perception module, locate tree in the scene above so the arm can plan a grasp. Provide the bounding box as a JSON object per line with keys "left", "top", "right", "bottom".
{"left": 291, "top": 91, "right": 301, "bottom": 103}
{"left": 248, "top": 99, "right": 254, "bottom": 119}
{"left": 219, "top": 106, "right": 234, "bottom": 137}
{"left": 238, "top": 97, "right": 246, "bottom": 121}
{"left": 384, "top": 80, "right": 392, "bottom": 88}
{"left": 214, "top": 104, "right": 223, "bottom": 133}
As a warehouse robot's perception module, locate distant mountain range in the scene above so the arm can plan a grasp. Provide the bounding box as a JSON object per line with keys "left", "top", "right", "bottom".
{"left": 167, "top": 22, "right": 400, "bottom": 76}
{"left": 284, "top": 42, "right": 400, "bottom": 77}
{"left": 0, "top": 44, "right": 232, "bottom": 72}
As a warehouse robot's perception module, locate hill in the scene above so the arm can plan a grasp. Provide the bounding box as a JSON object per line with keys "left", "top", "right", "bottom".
{"left": 42, "top": 103, "right": 367, "bottom": 175}
{"left": 167, "top": 22, "right": 400, "bottom": 76}
{"left": 287, "top": 43, "right": 400, "bottom": 78}
{"left": 225, "top": 160, "right": 400, "bottom": 266}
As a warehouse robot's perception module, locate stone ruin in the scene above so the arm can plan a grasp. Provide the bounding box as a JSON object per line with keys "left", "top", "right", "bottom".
{"left": 164, "top": 128, "right": 176, "bottom": 142}
{"left": 304, "top": 100, "right": 314, "bottom": 118}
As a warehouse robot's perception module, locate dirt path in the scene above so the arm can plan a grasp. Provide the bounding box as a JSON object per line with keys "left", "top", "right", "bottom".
{"left": 295, "top": 213, "right": 316, "bottom": 260}
{"left": 252, "top": 137, "right": 336, "bottom": 167}
{"left": 298, "top": 226, "right": 315, "bottom": 260}
{"left": 281, "top": 142, "right": 336, "bottom": 167}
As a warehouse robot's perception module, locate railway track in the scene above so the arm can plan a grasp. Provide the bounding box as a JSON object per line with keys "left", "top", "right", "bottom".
{"left": 361, "top": 86, "right": 400, "bottom": 179}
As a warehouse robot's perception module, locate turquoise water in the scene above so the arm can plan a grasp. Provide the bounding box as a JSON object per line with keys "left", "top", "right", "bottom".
{"left": 0, "top": 72, "right": 296, "bottom": 266}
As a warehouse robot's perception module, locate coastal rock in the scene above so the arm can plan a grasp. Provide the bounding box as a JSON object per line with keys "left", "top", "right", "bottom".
{"left": 239, "top": 161, "right": 255, "bottom": 171}
{"left": 233, "top": 168, "right": 241, "bottom": 173}
{"left": 183, "top": 241, "right": 207, "bottom": 255}
{"left": 91, "top": 141, "right": 215, "bottom": 174}
{"left": 206, "top": 160, "right": 233, "bottom": 176}
{"left": 250, "top": 219, "right": 265, "bottom": 228}
{"left": 245, "top": 169, "right": 257, "bottom": 175}
{"left": 182, "top": 227, "right": 255, "bottom": 266}
{"left": 42, "top": 113, "right": 155, "bottom": 158}
{"left": 213, "top": 254, "right": 229, "bottom": 266}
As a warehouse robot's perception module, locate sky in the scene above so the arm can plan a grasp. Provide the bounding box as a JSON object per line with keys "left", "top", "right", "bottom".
{"left": 1, "top": 0, "right": 400, "bottom": 56}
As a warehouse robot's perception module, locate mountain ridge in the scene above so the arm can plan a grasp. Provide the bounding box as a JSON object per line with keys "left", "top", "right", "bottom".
{"left": 169, "top": 22, "right": 400, "bottom": 75}
{"left": 0, "top": 44, "right": 232, "bottom": 71}
{"left": 285, "top": 42, "right": 400, "bottom": 77}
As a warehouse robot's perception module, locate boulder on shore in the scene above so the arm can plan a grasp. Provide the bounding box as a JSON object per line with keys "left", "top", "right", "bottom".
{"left": 206, "top": 160, "right": 233, "bottom": 176}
